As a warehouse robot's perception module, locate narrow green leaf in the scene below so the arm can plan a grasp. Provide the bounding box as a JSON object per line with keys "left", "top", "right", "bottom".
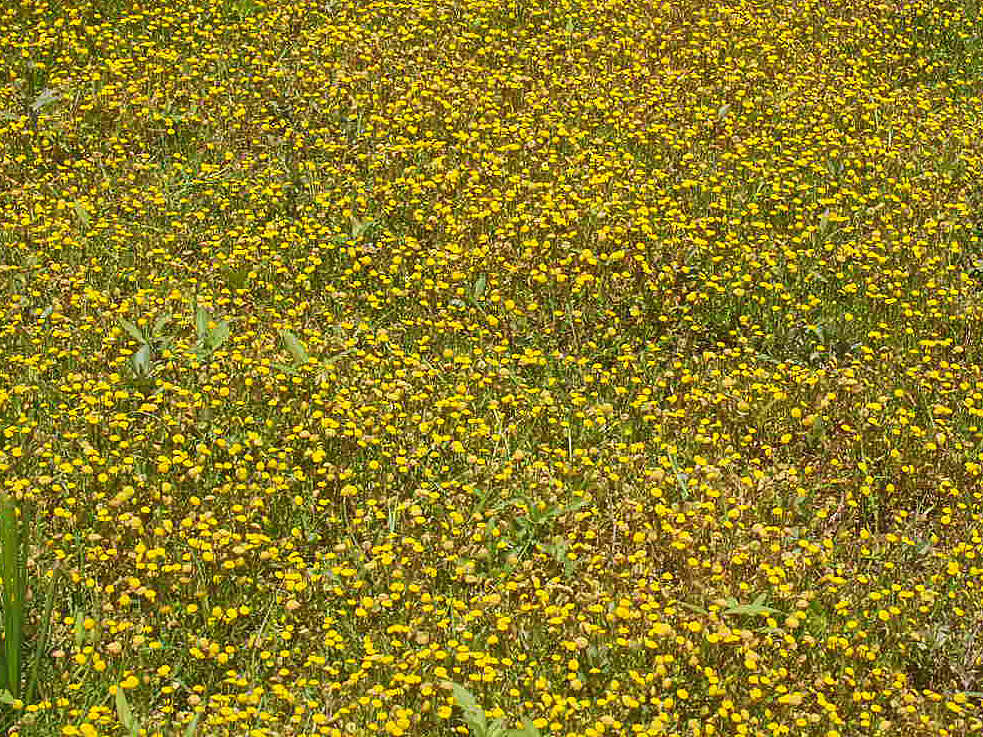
{"left": 722, "top": 594, "right": 784, "bottom": 617}
{"left": 667, "top": 451, "right": 690, "bottom": 500}
{"left": 115, "top": 687, "right": 135, "bottom": 731}
{"left": 25, "top": 566, "right": 58, "bottom": 706}
{"left": 322, "top": 348, "right": 353, "bottom": 367}
{"left": 73, "top": 614, "right": 85, "bottom": 648}
{"left": 0, "top": 496, "right": 22, "bottom": 698}
{"left": 271, "top": 361, "right": 299, "bottom": 376}
{"left": 677, "top": 601, "right": 708, "bottom": 616}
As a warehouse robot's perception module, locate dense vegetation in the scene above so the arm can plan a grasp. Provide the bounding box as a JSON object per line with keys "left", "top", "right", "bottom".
{"left": 2, "top": 0, "right": 983, "bottom": 734}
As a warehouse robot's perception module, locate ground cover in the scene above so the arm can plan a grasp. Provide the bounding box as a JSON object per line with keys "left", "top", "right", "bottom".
{"left": 1, "top": 0, "right": 983, "bottom": 734}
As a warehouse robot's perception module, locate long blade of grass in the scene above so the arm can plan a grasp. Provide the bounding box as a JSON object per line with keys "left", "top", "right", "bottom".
{"left": 0, "top": 496, "right": 23, "bottom": 699}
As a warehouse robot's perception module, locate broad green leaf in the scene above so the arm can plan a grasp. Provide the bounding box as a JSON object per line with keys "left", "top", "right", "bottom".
{"left": 444, "top": 680, "right": 480, "bottom": 712}
{"left": 31, "top": 88, "right": 59, "bottom": 112}
{"left": 444, "top": 681, "right": 488, "bottom": 734}
{"left": 0, "top": 689, "right": 13, "bottom": 705}
{"left": 119, "top": 318, "right": 145, "bottom": 343}
{"left": 507, "top": 720, "right": 542, "bottom": 737}
{"left": 350, "top": 215, "right": 376, "bottom": 239}
{"left": 209, "top": 320, "right": 231, "bottom": 350}
{"left": 132, "top": 343, "right": 152, "bottom": 376}
{"left": 280, "top": 329, "right": 310, "bottom": 366}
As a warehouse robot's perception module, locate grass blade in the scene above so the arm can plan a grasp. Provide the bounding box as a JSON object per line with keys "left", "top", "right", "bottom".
{"left": 0, "top": 496, "right": 23, "bottom": 699}
{"left": 24, "top": 565, "right": 57, "bottom": 706}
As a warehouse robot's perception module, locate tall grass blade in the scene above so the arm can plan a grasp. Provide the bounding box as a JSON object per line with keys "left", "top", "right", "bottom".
{"left": 0, "top": 496, "right": 23, "bottom": 699}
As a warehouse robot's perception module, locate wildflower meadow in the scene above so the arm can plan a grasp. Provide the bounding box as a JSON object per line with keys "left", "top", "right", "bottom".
{"left": 1, "top": 0, "right": 982, "bottom": 735}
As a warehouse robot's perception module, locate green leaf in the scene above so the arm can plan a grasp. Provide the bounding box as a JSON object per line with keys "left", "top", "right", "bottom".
{"left": 209, "top": 320, "right": 231, "bottom": 351}
{"left": 132, "top": 343, "right": 152, "bottom": 377}
{"left": 667, "top": 451, "right": 690, "bottom": 500}
{"left": 153, "top": 312, "right": 172, "bottom": 338}
{"left": 72, "top": 203, "right": 91, "bottom": 229}
{"left": 115, "top": 687, "right": 138, "bottom": 734}
{"left": 445, "top": 680, "right": 479, "bottom": 712}
{"left": 279, "top": 329, "right": 310, "bottom": 367}
{"left": 472, "top": 272, "right": 487, "bottom": 302}
{"left": 722, "top": 593, "right": 784, "bottom": 617}
{"left": 183, "top": 710, "right": 203, "bottom": 737}
{"left": 30, "top": 88, "right": 58, "bottom": 113}
{"left": 195, "top": 304, "right": 210, "bottom": 343}
{"left": 444, "top": 681, "right": 488, "bottom": 735}
{"left": 350, "top": 215, "right": 376, "bottom": 239}
{"left": 677, "top": 601, "right": 709, "bottom": 616}
{"left": 271, "top": 361, "right": 299, "bottom": 376}
{"left": 507, "top": 720, "right": 542, "bottom": 737}
{"left": 73, "top": 614, "right": 85, "bottom": 648}
{"left": 0, "top": 496, "right": 23, "bottom": 699}
{"left": 322, "top": 348, "right": 353, "bottom": 366}
{"left": 0, "top": 689, "right": 14, "bottom": 705}
{"left": 119, "top": 318, "right": 145, "bottom": 344}
{"left": 25, "top": 566, "right": 58, "bottom": 706}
